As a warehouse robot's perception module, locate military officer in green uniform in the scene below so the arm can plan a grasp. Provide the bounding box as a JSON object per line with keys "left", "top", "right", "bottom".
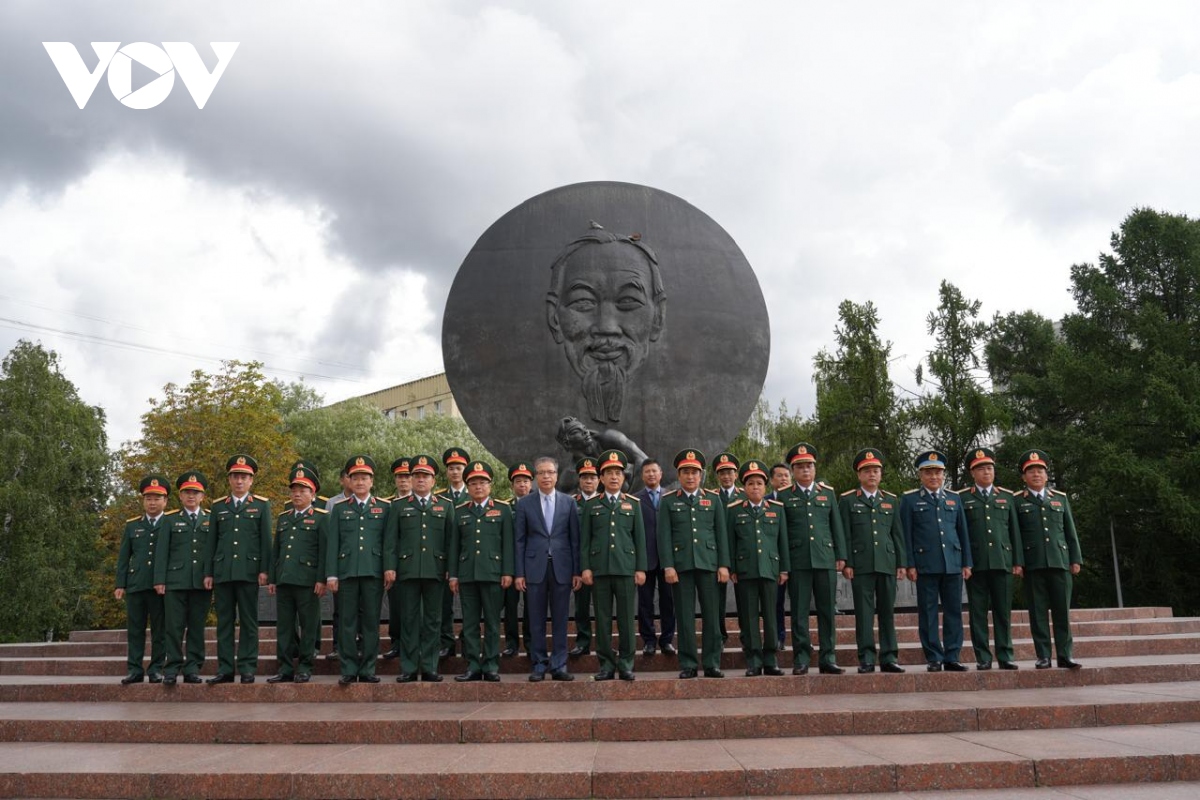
{"left": 581, "top": 449, "right": 647, "bottom": 680}
{"left": 116, "top": 475, "right": 168, "bottom": 684}
{"left": 839, "top": 449, "right": 908, "bottom": 674}
{"left": 960, "top": 447, "right": 1023, "bottom": 670}
{"left": 1013, "top": 449, "right": 1083, "bottom": 669}
{"left": 154, "top": 471, "right": 211, "bottom": 685}
{"left": 502, "top": 461, "right": 535, "bottom": 657}
{"left": 267, "top": 466, "right": 328, "bottom": 683}
{"left": 204, "top": 455, "right": 272, "bottom": 684}
{"left": 327, "top": 455, "right": 394, "bottom": 684}
{"left": 449, "top": 461, "right": 514, "bottom": 682}
{"left": 389, "top": 454, "right": 455, "bottom": 682}
{"left": 779, "top": 443, "right": 847, "bottom": 675}
{"left": 569, "top": 456, "right": 602, "bottom": 658}
{"left": 713, "top": 452, "right": 744, "bottom": 644}
{"left": 726, "top": 460, "right": 789, "bottom": 676}
{"left": 382, "top": 456, "right": 413, "bottom": 661}
{"left": 438, "top": 448, "right": 470, "bottom": 657}
{"left": 658, "top": 449, "right": 729, "bottom": 679}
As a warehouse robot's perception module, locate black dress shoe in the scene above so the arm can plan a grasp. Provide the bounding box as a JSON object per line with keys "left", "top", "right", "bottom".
{"left": 569, "top": 644, "right": 589, "bottom": 658}
{"left": 679, "top": 668, "right": 698, "bottom": 679}
{"left": 239, "top": 674, "right": 255, "bottom": 684}
{"left": 295, "top": 674, "right": 311, "bottom": 683}
{"left": 763, "top": 666, "right": 784, "bottom": 677}
{"left": 483, "top": 672, "right": 501, "bottom": 682}
{"left": 662, "top": 643, "right": 677, "bottom": 656}
{"left": 266, "top": 674, "right": 293, "bottom": 683}
{"left": 162, "top": 675, "right": 177, "bottom": 686}
{"left": 819, "top": 664, "right": 845, "bottom": 675}
{"left": 455, "top": 671, "right": 483, "bottom": 682}
{"left": 703, "top": 668, "right": 724, "bottom": 678}
{"left": 926, "top": 663, "right": 943, "bottom": 672}
{"left": 976, "top": 662, "right": 993, "bottom": 671}
{"left": 618, "top": 670, "right": 636, "bottom": 681}
{"left": 881, "top": 663, "right": 905, "bottom": 674}
{"left": 551, "top": 670, "right": 574, "bottom": 681}
{"left": 594, "top": 670, "right": 615, "bottom": 681}
{"left": 857, "top": 664, "right": 875, "bottom": 674}
{"left": 1057, "top": 658, "right": 1083, "bottom": 670}
{"left": 421, "top": 672, "right": 444, "bottom": 683}
{"left": 438, "top": 647, "right": 452, "bottom": 659}
{"left": 642, "top": 644, "right": 657, "bottom": 657}
{"left": 183, "top": 674, "right": 202, "bottom": 684}
{"left": 792, "top": 665, "right": 809, "bottom": 675}
{"left": 325, "top": 651, "right": 339, "bottom": 660}
{"left": 944, "top": 662, "right": 968, "bottom": 672}
{"left": 744, "top": 667, "right": 763, "bottom": 677}
{"left": 528, "top": 672, "right": 545, "bottom": 682}
{"left": 1035, "top": 658, "right": 1052, "bottom": 669}
{"left": 120, "top": 674, "right": 144, "bottom": 685}
{"left": 206, "top": 673, "right": 234, "bottom": 685}
{"left": 501, "top": 646, "right": 518, "bottom": 658}
{"left": 396, "top": 673, "right": 417, "bottom": 683}
{"left": 999, "top": 661, "right": 1019, "bottom": 671}
{"left": 381, "top": 646, "right": 400, "bottom": 660}
{"left": 359, "top": 675, "right": 381, "bottom": 683}
{"left": 338, "top": 675, "right": 356, "bottom": 685}
{"left": 147, "top": 674, "right": 163, "bottom": 684}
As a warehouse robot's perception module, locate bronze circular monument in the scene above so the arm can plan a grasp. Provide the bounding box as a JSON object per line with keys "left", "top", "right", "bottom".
{"left": 442, "top": 181, "right": 769, "bottom": 490}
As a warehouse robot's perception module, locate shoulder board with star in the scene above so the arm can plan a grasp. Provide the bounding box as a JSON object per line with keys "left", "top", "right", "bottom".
{"left": 436, "top": 492, "right": 455, "bottom": 502}
{"left": 276, "top": 509, "right": 292, "bottom": 519}
{"left": 996, "top": 486, "right": 1015, "bottom": 494}
{"left": 126, "top": 515, "right": 141, "bottom": 523}
{"left": 904, "top": 488, "right": 920, "bottom": 495}
{"left": 945, "top": 488, "right": 961, "bottom": 496}
{"left": 495, "top": 498, "right": 511, "bottom": 505}
{"left": 767, "top": 498, "right": 783, "bottom": 507}
{"left": 704, "top": 488, "right": 720, "bottom": 495}
{"left": 818, "top": 481, "right": 835, "bottom": 491}
{"left": 381, "top": 495, "right": 397, "bottom": 502}
{"left": 314, "top": 507, "right": 328, "bottom": 514}
{"left": 840, "top": 489, "right": 857, "bottom": 497}
{"left": 1016, "top": 489, "right": 1029, "bottom": 497}
{"left": 727, "top": 499, "right": 745, "bottom": 508}
{"left": 316, "top": 495, "right": 329, "bottom": 504}
{"left": 1050, "top": 489, "right": 1067, "bottom": 497}
{"left": 881, "top": 490, "right": 897, "bottom": 498}
{"left": 375, "top": 496, "right": 391, "bottom": 505}
{"left": 332, "top": 496, "right": 350, "bottom": 505}
{"left": 623, "top": 493, "right": 640, "bottom": 502}
{"left": 456, "top": 500, "right": 471, "bottom": 509}
{"left": 164, "top": 509, "right": 180, "bottom": 516}
{"left": 214, "top": 495, "right": 229, "bottom": 503}
{"left": 253, "top": 494, "right": 270, "bottom": 502}
{"left": 674, "top": 489, "right": 686, "bottom": 497}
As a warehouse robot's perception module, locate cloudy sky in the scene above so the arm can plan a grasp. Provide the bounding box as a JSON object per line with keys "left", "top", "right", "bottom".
{"left": 4, "top": 1, "right": 1200, "bottom": 447}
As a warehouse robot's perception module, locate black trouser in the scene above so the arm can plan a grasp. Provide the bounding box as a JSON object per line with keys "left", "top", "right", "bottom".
{"left": 637, "top": 566, "right": 676, "bottom": 647}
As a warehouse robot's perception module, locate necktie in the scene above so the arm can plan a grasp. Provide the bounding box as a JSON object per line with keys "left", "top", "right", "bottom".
{"left": 477, "top": 503, "right": 486, "bottom": 516}
{"left": 421, "top": 497, "right": 429, "bottom": 511}
{"left": 686, "top": 493, "right": 695, "bottom": 507}
{"left": 650, "top": 490, "right": 659, "bottom": 509}
{"left": 359, "top": 500, "right": 367, "bottom": 514}
{"left": 189, "top": 512, "right": 197, "bottom": 524}
{"left": 542, "top": 494, "right": 552, "bottom": 527}
{"left": 233, "top": 499, "right": 241, "bottom": 512}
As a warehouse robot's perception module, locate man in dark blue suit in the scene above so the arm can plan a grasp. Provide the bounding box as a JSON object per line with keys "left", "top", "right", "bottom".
{"left": 634, "top": 459, "right": 675, "bottom": 656}
{"left": 514, "top": 456, "right": 582, "bottom": 681}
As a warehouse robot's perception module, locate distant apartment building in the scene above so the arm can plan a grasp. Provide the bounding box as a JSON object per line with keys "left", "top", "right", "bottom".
{"left": 340, "top": 372, "right": 460, "bottom": 420}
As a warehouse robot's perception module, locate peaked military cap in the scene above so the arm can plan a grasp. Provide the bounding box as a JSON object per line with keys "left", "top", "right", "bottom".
{"left": 390, "top": 456, "right": 411, "bottom": 475}
{"left": 713, "top": 452, "right": 740, "bottom": 472}
{"left": 289, "top": 466, "right": 319, "bottom": 494}
{"left": 966, "top": 447, "right": 996, "bottom": 470}
{"left": 786, "top": 442, "right": 818, "bottom": 465}
{"left": 508, "top": 462, "right": 533, "bottom": 481}
{"left": 738, "top": 460, "right": 769, "bottom": 484}
{"left": 853, "top": 448, "right": 884, "bottom": 471}
{"left": 598, "top": 449, "right": 628, "bottom": 472}
{"left": 1018, "top": 449, "right": 1050, "bottom": 473}
{"left": 465, "top": 461, "right": 494, "bottom": 482}
{"left": 410, "top": 454, "right": 438, "bottom": 476}
{"left": 226, "top": 454, "right": 258, "bottom": 475}
{"left": 575, "top": 457, "right": 599, "bottom": 476}
{"left": 673, "top": 449, "right": 706, "bottom": 470}
{"left": 915, "top": 449, "right": 948, "bottom": 470}
{"left": 290, "top": 460, "right": 322, "bottom": 483}
{"left": 345, "top": 455, "right": 375, "bottom": 476}
{"left": 139, "top": 474, "right": 170, "bottom": 496}
{"left": 175, "top": 471, "right": 208, "bottom": 493}
{"left": 442, "top": 448, "right": 470, "bottom": 467}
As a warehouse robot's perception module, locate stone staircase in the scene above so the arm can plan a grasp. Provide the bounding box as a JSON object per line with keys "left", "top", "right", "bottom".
{"left": 2, "top": 607, "right": 1200, "bottom": 798}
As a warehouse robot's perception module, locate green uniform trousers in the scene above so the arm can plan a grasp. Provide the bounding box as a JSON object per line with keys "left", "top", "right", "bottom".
{"left": 788, "top": 568, "right": 838, "bottom": 668}
{"left": 276, "top": 584, "right": 321, "bottom": 677}
{"left": 124, "top": 589, "right": 165, "bottom": 678}
{"left": 967, "top": 569, "right": 1014, "bottom": 666}
{"left": 460, "top": 582, "right": 503, "bottom": 673}
{"left": 399, "top": 578, "right": 443, "bottom": 676}
{"left": 163, "top": 588, "right": 208, "bottom": 678}
{"left": 593, "top": 575, "right": 636, "bottom": 674}
{"left": 852, "top": 573, "right": 899, "bottom": 666}
{"left": 214, "top": 580, "right": 260, "bottom": 676}
{"left": 337, "top": 576, "right": 383, "bottom": 679}
{"left": 573, "top": 583, "right": 594, "bottom": 649}
{"left": 672, "top": 569, "right": 723, "bottom": 671}
{"left": 1024, "top": 568, "right": 1073, "bottom": 660}
{"left": 440, "top": 582, "right": 457, "bottom": 650}
{"left": 735, "top": 578, "right": 779, "bottom": 670}
{"left": 503, "top": 585, "right": 531, "bottom": 651}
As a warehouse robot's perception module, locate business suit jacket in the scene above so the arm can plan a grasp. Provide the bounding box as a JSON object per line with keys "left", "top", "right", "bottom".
{"left": 634, "top": 487, "right": 662, "bottom": 570}
{"left": 514, "top": 490, "right": 580, "bottom": 584}
{"left": 900, "top": 488, "right": 972, "bottom": 575}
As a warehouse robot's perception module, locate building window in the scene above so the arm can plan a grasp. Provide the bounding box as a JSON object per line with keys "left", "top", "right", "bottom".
{"left": 433, "top": 400, "right": 443, "bottom": 415}
{"left": 416, "top": 406, "right": 425, "bottom": 419}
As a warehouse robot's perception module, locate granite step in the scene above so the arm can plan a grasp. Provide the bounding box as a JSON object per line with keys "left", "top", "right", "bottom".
{"left": 2, "top": 722, "right": 1200, "bottom": 798}
{"left": 2, "top": 681, "right": 1199, "bottom": 745}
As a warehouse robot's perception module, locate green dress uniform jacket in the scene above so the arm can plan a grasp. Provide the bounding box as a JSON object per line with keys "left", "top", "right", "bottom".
{"left": 438, "top": 486, "right": 469, "bottom": 650}
{"left": 780, "top": 482, "right": 845, "bottom": 669}
{"left": 450, "top": 498, "right": 514, "bottom": 674}
{"left": 117, "top": 514, "right": 165, "bottom": 678}
{"left": 328, "top": 495, "right": 392, "bottom": 678}
{"left": 571, "top": 492, "right": 598, "bottom": 650}
{"left": 657, "top": 488, "right": 729, "bottom": 671}
{"left": 388, "top": 494, "right": 455, "bottom": 676}
{"left": 581, "top": 493, "right": 648, "bottom": 674}
{"left": 1013, "top": 488, "right": 1083, "bottom": 661}
{"left": 726, "top": 499, "right": 790, "bottom": 580}
{"left": 960, "top": 485, "right": 1023, "bottom": 667}
{"left": 272, "top": 505, "right": 329, "bottom": 678}
{"left": 839, "top": 489, "right": 906, "bottom": 667}
{"left": 205, "top": 494, "right": 273, "bottom": 583}
{"left": 714, "top": 486, "right": 745, "bottom": 641}
{"left": 155, "top": 508, "right": 209, "bottom": 679}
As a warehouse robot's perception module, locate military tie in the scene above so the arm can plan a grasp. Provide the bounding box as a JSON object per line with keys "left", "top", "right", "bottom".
{"left": 189, "top": 512, "right": 198, "bottom": 525}
{"left": 685, "top": 493, "right": 695, "bottom": 507}
{"left": 421, "top": 497, "right": 429, "bottom": 511}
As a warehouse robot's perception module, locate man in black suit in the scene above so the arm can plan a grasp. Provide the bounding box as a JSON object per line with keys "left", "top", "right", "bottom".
{"left": 635, "top": 459, "right": 676, "bottom": 656}
{"left": 514, "top": 456, "right": 582, "bottom": 681}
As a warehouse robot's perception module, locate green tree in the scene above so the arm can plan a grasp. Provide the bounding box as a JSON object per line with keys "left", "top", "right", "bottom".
{"left": 722, "top": 396, "right": 815, "bottom": 479}
{"left": 912, "top": 281, "right": 1007, "bottom": 486}
{"left": 0, "top": 341, "right": 108, "bottom": 641}
{"left": 812, "top": 300, "right": 913, "bottom": 493}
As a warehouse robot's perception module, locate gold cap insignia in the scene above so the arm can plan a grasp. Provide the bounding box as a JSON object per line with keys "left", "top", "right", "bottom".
{"left": 687, "top": 451, "right": 695, "bottom": 460}
{"left": 419, "top": 457, "right": 428, "bottom": 465}
{"left": 236, "top": 456, "right": 246, "bottom": 466}
{"left": 976, "top": 450, "right": 984, "bottom": 459}
{"left": 865, "top": 452, "right": 874, "bottom": 460}
{"left": 150, "top": 479, "right": 159, "bottom": 487}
